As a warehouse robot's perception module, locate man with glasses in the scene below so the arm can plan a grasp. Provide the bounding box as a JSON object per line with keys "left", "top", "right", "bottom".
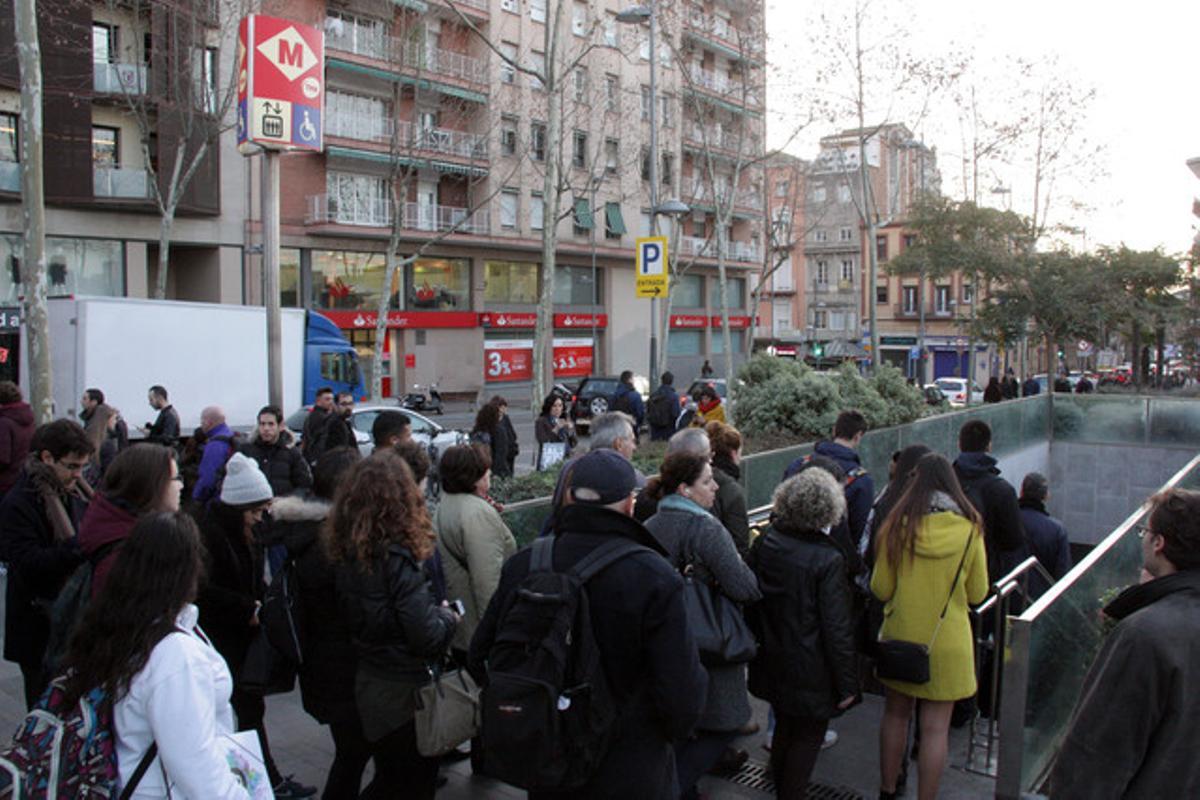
{"left": 1052, "top": 488, "right": 1200, "bottom": 797}
{"left": 322, "top": 391, "right": 358, "bottom": 453}
{"left": 0, "top": 419, "right": 94, "bottom": 707}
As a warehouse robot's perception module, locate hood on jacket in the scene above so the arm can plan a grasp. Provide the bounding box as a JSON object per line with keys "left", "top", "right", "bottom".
{"left": 0, "top": 402, "right": 35, "bottom": 428}
{"left": 272, "top": 494, "right": 330, "bottom": 523}
{"left": 954, "top": 451, "right": 1000, "bottom": 480}
{"left": 912, "top": 510, "right": 977, "bottom": 560}
{"left": 251, "top": 427, "right": 296, "bottom": 449}
{"left": 77, "top": 492, "right": 138, "bottom": 556}
{"left": 814, "top": 440, "right": 862, "bottom": 469}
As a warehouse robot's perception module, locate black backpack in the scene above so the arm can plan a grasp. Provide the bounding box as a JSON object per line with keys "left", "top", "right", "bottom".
{"left": 43, "top": 540, "right": 122, "bottom": 676}
{"left": 646, "top": 390, "right": 675, "bottom": 428}
{"left": 480, "top": 536, "right": 645, "bottom": 792}
{"left": 610, "top": 387, "right": 636, "bottom": 417}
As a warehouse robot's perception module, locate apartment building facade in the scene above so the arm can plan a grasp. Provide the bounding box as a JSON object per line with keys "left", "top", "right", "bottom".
{"left": 757, "top": 151, "right": 806, "bottom": 354}
{"left": 0, "top": 0, "right": 765, "bottom": 399}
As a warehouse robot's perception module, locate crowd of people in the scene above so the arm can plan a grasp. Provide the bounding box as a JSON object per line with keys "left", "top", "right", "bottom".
{"left": 0, "top": 372, "right": 1195, "bottom": 799}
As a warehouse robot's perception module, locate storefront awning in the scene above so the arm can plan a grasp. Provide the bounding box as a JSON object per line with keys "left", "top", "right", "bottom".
{"left": 605, "top": 202, "right": 626, "bottom": 235}
{"left": 574, "top": 198, "right": 594, "bottom": 230}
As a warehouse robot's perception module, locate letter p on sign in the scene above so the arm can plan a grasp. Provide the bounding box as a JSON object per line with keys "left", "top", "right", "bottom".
{"left": 636, "top": 236, "right": 669, "bottom": 298}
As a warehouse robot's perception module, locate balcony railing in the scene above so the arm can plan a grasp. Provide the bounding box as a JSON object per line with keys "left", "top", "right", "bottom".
{"left": 93, "top": 166, "right": 151, "bottom": 199}
{"left": 402, "top": 202, "right": 489, "bottom": 234}
{"left": 679, "top": 236, "right": 760, "bottom": 264}
{"left": 396, "top": 121, "right": 488, "bottom": 159}
{"left": 0, "top": 160, "right": 19, "bottom": 192}
{"left": 93, "top": 62, "right": 149, "bottom": 96}
{"left": 682, "top": 180, "right": 762, "bottom": 211}
{"left": 325, "top": 25, "right": 390, "bottom": 61}
{"left": 687, "top": 66, "right": 761, "bottom": 106}
{"left": 325, "top": 112, "right": 394, "bottom": 143}
{"left": 401, "top": 45, "right": 488, "bottom": 85}
{"left": 325, "top": 25, "right": 486, "bottom": 86}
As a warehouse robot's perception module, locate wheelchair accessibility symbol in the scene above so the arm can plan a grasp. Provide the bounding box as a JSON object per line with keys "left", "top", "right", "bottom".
{"left": 299, "top": 110, "right": 316, "bottom": 142}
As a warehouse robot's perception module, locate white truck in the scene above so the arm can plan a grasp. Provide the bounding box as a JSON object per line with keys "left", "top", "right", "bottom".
{"left": 32, "top": 296, "right": 362, "bottom": 433}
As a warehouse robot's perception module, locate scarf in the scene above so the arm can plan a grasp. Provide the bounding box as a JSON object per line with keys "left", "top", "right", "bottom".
{"left": 698, "top": 396, "right": 721, "bottom": 415}
{"left": 25, "top": 455, "right": 92, "bottom": 543}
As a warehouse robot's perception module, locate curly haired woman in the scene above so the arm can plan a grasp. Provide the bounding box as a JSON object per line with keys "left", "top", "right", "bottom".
{"left": 324, "top": 450, "right": 459, "bottom": 800}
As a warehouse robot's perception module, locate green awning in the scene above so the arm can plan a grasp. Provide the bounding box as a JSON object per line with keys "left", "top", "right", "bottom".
{"left": 682, "top": 29, "right": 762, "bottom": 65}
{"left": 391, "top": 0, "right": 428, "bottom": 10}
{"left": 574, "top": 198, "right": 594, "bottom": 229}
{"left": 682, "top": 87, "right": 762, "bottom": 119}
{"left": 327, "top": 57, "right": 396, "bottom": 83}
{"left": 605, "top": 202, "right": 626, "bottom": 235}
{"left": 326, "top": 146, "right": 489, "bottom": 178}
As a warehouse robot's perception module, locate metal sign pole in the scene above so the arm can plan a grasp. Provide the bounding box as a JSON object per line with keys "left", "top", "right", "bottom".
{"left": 263, "top": 150, "right": 282, "bottom": 408}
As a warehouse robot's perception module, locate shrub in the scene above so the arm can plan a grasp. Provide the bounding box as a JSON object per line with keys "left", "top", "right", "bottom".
{"left": 736, "top": 370, "right": 842, "bottom": 440}
{"left": 869, "top": 363, "right": 929, "bottom": 426}
{"left": 490, "top": 467, "right": 563, "bottom": 504}
{"left": 832, "top": 362, "right": 890, "bottom": 428}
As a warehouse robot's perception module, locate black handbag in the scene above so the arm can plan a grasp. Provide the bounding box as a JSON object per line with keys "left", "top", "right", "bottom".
{"left": 239, "top": 628, "right": 297, "bottom": 696}
{"left": 875, "top": 531, "right": 974, "bottom": 685}
{"left": 681, "top": 567, "right": 757, "bottom": 665}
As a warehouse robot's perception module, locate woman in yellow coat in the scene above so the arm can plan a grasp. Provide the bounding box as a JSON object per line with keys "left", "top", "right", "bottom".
{"left": 871, "top": 452, "right": 988, "bottom": 800}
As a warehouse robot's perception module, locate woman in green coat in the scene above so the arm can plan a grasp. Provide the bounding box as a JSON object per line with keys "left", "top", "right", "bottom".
{"left": 871, "top": 453, "right": 988, "bottom": 800}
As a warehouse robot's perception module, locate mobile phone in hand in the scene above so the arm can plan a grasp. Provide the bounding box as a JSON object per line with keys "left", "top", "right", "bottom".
{"left": 449, "top": 599, "right": 466, "bottom": 616}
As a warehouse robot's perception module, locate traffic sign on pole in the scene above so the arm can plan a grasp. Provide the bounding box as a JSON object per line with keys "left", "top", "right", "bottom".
{"left": 636, "top": 236, "right": 669, "bottom": 298}
{"left": 237, "top": 15, "right": 324, "bottom": 154}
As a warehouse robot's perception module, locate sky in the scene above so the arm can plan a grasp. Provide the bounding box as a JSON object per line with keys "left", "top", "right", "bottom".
{"left": 764, "top": 0, "right": 1200, "bottom": 255}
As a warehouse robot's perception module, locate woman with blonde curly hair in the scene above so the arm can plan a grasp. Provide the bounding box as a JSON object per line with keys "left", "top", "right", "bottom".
{"left": 324, "top": 450, "right": 459, "bottom": 799}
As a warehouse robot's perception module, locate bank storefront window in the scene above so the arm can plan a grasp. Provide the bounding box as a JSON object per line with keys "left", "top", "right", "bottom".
{"left": 1, "top": 236, "right": 123, "bottom": 301}
{"left": 484, "top": 260, "right": 539, "bottom": 304}
{"left": 554, "top": 265, "right": 601, "bottom": 305}
{"left": 314, "top": 250, "right": 391, "bottom": 311}
{"left": 410, "top": 258, "right": 469, "bottom": 310}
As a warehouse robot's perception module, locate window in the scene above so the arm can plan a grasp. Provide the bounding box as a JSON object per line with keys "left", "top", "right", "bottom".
{"left": 530, "top": 0, "right": 546, "bottom": 23}
{"left": 604, "top": 73, "right": 619, "bottom": 111}
{"left": 410, "top": 258, "right": 469, "bottom": 310}
{"left": 325, "top": 171, "right": 388, "bottom": 225}
{"left": 572, "top": 2, "right": 588, "bottom": 36}
{"left": 530, "top": 121, "right": 546, "bottom": 162}
{"left": 485, "top": 261, "right": 539, "bottom": 303}
{"left": 674, "top": 274, "right": 703, "bottom": 307}
{"left": 711, "top": 333, "right": 744, "bottom": 354}
{"left": 573, "top": 197, "right": 594, "bottom": 237}
{"left": 605, "top": 138, "right": 618, "bottom": 174}
{"left": 661, "top": 94, "right": 673, "bottom": 128}
{"left": 639, "top": 30, "right": 650, "bottom": 60}
{"left": 531, "top": 192, "right": 544, "bottom": 230}
{"left": 500, "top": 189, "right": 518, "bottom": 229}
{"left": 574, "top": 67, "right": 589, "bottom": 103}
{"left": 92, "top": 126, "right": 118, "bottom": 167}
{"left": 829, "top": 311, "right": 845, "bottom": 331}
{"left": 902, "top": 286, "right": 918, "bottom": 314}
{"left": 813, "top": 310, "right": 827, "bottom": 328}
{"left": 876, "top": 284, "right": 888, "bottom": 304}
{"left": 554, "top": 265, "right": 601, "bottom": 305}
{"left": 814, "top": 260, "right": 828, "bottom": 285}
{"left": 326, "top": 91, "right": 391, "bottom": 140}
{"left": 962, "top": 282, "right": 974, "bottom": 304}
{"left": 0, "top": 112, "right": 17, "bottom": 162}
{"left": 605, "top": 202, "right": 626, "bottom": 240}
{"left": 837, "top": 184, "right": 851, "bottom": 203}
{"left": 903, "top": 234, "right": 917, "bottom": 250}
{"left": 839, "top": 227, "right": 853, "bottom": 242}
{"left": 775, "top": 180, "right": 789, "bottom": 198}
{"left": 641, "top": 85, "right": 651, "bottom": 121}
{"left": 500, "top": 0, "right": 517, "bottom": 12}
{"left": 935, "top": 285, "right": 952, "bottom": 314}
{"left": 572, "top": 131, "right": 588, "bottom": 169}
{"left": 668, "top": 330, "right": 703, "bottom": 356}
{"left": 811, "top": 185, "right": 826, "bottom": 203}
{"left": 603, "top": 13, "right": 618, "bottom": 46}
{"left": 499, "top": 42, "right": 517, "bottom": 84}
{"left": 324, "top": 12, "right": 387, "bottom": 60}
{"left": 640, "top": 147, "right": 651, "bottom": 181}
{"left": 530, "top": 51, "right": 545, "bottom": 90}
{"left": 193, "top": 46, "right": 218, "bottom": 113}
{"left": 93, "top": 23, "right": 116, "bottom": 64}
{"left": 499, "top": 115, "right": 518, "bottom": 156}
{"left": 876, "top": 235, "right": 888, "bottom": 262}
{"left": 840, "top": 259, "right": 854, "bottom": 282}
{"left": 314, "top": 249, "right": 390, "bottom": 310}
{"left": 661, "top": 153, "right": 673, "bottom": 188}
{"left": 813, "top": 229, "right": 827, "bottom": 243}
{"left": 709, "top": 277, "right": 746, "bottom": 308}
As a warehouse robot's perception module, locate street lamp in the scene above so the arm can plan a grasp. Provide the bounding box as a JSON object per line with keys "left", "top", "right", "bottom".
{"left": 617, "top": 2, "right": 665, "bottom": 388}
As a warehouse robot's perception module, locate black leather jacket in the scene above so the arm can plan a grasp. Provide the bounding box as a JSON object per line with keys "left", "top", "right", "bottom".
{"left": 336, "top": 542, "right": 456, "bottom": 680}
{"left": 746, "top": 523, "right": 858, "bottom": 720}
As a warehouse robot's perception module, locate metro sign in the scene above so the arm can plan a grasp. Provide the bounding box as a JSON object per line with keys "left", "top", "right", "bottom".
{"left": 238, "top": 15, "right": 324, "bottom": 153}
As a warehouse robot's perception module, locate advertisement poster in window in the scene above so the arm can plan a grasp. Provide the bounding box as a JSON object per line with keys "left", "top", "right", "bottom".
{"left": 484, "top": 340, "right": 533, "bottom": 382}
{"left": 552, "top": 337, "right": 593, "bottom": 377}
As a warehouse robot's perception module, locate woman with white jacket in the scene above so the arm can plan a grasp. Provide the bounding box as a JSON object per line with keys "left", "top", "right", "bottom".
{"left": 59, "top": 511, "right": 252, "bottom": 799}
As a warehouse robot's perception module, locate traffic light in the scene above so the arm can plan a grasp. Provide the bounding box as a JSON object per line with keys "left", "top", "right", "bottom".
{"left": 812, "top": 342, "right": 825, "bottom": 358}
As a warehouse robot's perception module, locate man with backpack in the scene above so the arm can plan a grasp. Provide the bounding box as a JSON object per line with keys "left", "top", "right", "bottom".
{"left": 609, "top": 370, "right": 646, "bottom": 435}
{"left": 191, "top": 406, "right": 239, "bottom": 505}
{"left": 784, "top": 410, "right": 875, "bottom": 551}
{"left": 469, "top": 449, "right": 707, "bottom": 798}
{"left": 646, "top": 372, "right": 681, "bottom": 441}
{"left": 953, "top": 419, "right": 1027, "bottom": 583}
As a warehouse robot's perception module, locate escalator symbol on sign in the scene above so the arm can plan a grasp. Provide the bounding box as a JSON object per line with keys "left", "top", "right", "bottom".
{"left": 262, "top": 114, "right": 284, "bottom": 137}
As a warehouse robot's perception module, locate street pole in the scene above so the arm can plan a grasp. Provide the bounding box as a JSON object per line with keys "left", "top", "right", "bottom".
{"left": 262, "top": 150, "right": 283, "bottom": 408}
{"left": 647, "top": 1, "right": 659, "bottom": 390}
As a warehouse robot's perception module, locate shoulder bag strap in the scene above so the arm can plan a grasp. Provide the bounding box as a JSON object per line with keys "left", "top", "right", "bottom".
{"left": 529, "top": 536, "right": 554, "bottom": 573}
{"left": 117, "top": 742, "right": 159, "bottom": 800}
{"left": 928, "top": 529, "right": 975, "bottom": 648}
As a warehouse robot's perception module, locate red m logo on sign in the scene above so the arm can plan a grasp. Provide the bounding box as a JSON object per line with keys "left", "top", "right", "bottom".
{"left": 278, "top": 39, "right": 304, "bottom": 67}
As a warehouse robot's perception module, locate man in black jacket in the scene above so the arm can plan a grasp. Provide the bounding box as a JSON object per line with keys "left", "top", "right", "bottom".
{"left": 953, "top": 420, "right": 1026, "bottom": 582}
{"left": 322, "top": 392, "right": 358, "bottom": 453}
{"left": 1017, "top": 472, "right": 1071, "bottom": 598}
{"left": 301, "top": 387, "right": 334, "bottom": 466}
{"left": 1052, "top": 489, "right": 1200, "bottom": 798}
{"left": 0, "top": 420, "right": 93, "bottom": 707}
{"left": 471, "top": 449, "right": 706, "bottom": 799}
{"left": 144, "top": 384, "right": 180, "bottom": 447}
{"left": 242, "top": 405, "right": 312, "bottom": 499}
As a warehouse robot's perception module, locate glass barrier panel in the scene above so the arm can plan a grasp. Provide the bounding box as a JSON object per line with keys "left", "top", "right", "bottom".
{"left": 1148, "top": 398, "right": 1200, "bottom": 445}
{"left": 1052, "top": 395, "right": 1147, "bottom": 444}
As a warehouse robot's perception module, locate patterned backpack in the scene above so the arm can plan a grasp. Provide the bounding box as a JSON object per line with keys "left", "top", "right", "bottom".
{"left": 0, "top": 676, "right": 156, "bottom": 799}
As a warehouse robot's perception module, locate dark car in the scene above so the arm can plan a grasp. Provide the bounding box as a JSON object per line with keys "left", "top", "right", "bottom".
{"left": 569, "top": 376, "right": 622, "bottom": 434}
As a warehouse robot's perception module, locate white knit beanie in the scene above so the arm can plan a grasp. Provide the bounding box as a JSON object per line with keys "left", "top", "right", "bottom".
{"left": 220, "top": 452, "right": 273, "bottom": 507}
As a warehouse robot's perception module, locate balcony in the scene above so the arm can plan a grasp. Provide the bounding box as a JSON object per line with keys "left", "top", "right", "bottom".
{"left": 325, "top": 24, "right": 390, "bottom": 61}
{"left": 396, "top": 121, "right": 487, "bottom": 160}
{"left": 679, "top": 236, "right": 761, "bottom": 264}
{"left": 93, "top": 167, "right": 151, "bottom": 199}
{"left": 682, "top": 123, "right": 760, "bottom": 156}
{"left": 400, "top": 45, "right": 488, "bottom": 86}
{"left": 894, "top": 303, "right": 920, "bottom": 318}
{"left": 402, "top": 202, "right": 489, "bottom": 234}
{"left": 682, "top": 179, "right": 762, "bottom": 211}
{"left": 0, "top": 160, "right": 18, "bottom": 192}
{"left": 325, "top": 25, "right": 487, "bottom": 89}
{"left": 687, "top": 66, "right": 762, "bottom": 107}
{"left": 684, "top": 12, "right": 764, "bottom": 60}
{"left": 326, "top": 112, "right": 394, "bottom": 144}
{"left": 93, "top": 62, "right": 148, "bottom": 96}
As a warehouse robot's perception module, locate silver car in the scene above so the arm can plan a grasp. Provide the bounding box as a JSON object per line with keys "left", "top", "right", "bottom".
{"left": 286, "top": 404, "right": 468, "bottom": 457}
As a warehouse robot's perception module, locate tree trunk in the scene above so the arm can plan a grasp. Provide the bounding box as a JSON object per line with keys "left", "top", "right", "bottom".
{"left": 716, "top": 224, "right": 734, "bottom": 420}
{"left": 154, "top": 209, "right": 177, "bottom": 300}
{"left": 15, "top": 0, "right": 52, "bottom": 422}
{"left": 1130, "top": 321, "right": 1142, "bottom": 390}
{"left": 1155, "top": 323, "right": 1165, "bottom": 388}
{"left": 531, "top": 36, "right": 561, "bottom": 414}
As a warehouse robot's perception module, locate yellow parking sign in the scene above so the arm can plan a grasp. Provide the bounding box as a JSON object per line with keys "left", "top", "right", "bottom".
{"left": 636, "top": 236, "right": 669, "bottom": 298}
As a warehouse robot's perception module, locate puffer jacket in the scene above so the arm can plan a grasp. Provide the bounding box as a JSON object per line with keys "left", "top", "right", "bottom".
{"left": 336, "top": 542, "right": 456, "bottom": 680}
{"left": 434, "top": 492, "right": 516, "bottom": 653}
{"left": 239, "top": 429, "right": 312, "bottom": 499}
{"left": 747, "top": 522, "right": 858, "bottom": 720}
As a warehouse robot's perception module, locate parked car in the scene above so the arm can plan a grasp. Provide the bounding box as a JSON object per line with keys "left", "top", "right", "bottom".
{"left": 923, "top": 384, "right": 948, "bottom": 406}
{"left": 285, "top": 404, "right": 468, "bottom": 457}
{"left": 928, "top": 377, "right": 984, "bottom": 407}
{"left": 569, "top": 375, "right": 648, "bottom": 434}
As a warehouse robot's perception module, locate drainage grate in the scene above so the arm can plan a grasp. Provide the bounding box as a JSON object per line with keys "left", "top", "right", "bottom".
{"left": 719, "top": 758, "right": 864, "bottom": 799}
